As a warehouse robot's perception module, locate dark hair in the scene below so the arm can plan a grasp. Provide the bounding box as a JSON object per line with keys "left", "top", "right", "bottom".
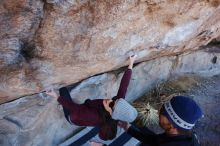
{"left": 109, "top": 100, "right": 115, "bottom": 109}
{"left": 109, "top": 96, "right": 117, "bottom": 108}
{"left": 99, "top": 119, "right": 118, "bottom": 140}
{"left": 98, "top": 104, "right": 118, "bottom": 140}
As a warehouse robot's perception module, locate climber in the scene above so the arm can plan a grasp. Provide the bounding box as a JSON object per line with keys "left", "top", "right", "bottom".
{"left": 119, "top": 96, "right": 203, "bottom": 146}
{"left": 46, "top": 55, "right": 138, "bottom": 141}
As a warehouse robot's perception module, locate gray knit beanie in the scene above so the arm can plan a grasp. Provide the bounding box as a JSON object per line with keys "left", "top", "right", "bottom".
{"left": 112, "top": 98, "right": 138, "bottom": 122}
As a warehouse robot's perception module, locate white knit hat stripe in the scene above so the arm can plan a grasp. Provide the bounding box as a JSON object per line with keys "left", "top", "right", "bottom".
{"left": 164, "top": 101, "right": 195, "bottom": 129}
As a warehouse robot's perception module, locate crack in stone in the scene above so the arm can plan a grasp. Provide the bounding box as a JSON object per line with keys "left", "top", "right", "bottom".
{"left": 3, "top": 116, "right": 23, "bottom": 129}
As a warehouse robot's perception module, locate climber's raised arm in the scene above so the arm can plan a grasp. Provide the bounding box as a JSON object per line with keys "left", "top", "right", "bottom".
{"left": 113, "top": 55, "right": 136, "bottom": 100}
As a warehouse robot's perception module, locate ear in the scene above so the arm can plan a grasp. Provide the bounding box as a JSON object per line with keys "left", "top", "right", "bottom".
{"left": 103, "top": 99, "right": 113, "bottom": 115}
{"left": 167, "top": 122, "right": 174, "bottom": 131}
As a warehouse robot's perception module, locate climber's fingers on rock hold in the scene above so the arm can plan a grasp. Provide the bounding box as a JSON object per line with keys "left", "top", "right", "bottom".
{"left": 46, "top": 88, "right": 58, "bottom": 98}
{"left": 129, "top": 54, "right": 137, "bottom": 63}
{"left": 128, "top": 54, "right": 137, "bottom": 69}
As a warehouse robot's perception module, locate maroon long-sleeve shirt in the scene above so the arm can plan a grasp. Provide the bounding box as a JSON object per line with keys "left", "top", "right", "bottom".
{"left": 57, "top": 69, "right": 132, "bottom": 126}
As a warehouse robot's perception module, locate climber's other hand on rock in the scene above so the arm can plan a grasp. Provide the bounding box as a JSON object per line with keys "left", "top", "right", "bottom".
{"left": 46, "top": 89, "right": 58, "bottom": 98}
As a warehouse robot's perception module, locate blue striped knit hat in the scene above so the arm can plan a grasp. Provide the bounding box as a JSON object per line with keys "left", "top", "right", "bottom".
{"left": 162, "top": 96, "right": 203, "bottom": 131}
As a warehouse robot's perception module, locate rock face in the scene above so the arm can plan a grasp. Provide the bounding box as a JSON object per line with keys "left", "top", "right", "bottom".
{"left": 1, "top": 0, "right": 220, "bottom": 103}
{"left": 1, "top": 1, "right": 220, "bottom": 145}
{"left": 0, "top": 94, "right": 78, "bottom": 146}
{"left": 0, "top": 48, "right": 220, "bottom": 146}
{"left": 69, "top": 48, "right": 220, "bottom": 104}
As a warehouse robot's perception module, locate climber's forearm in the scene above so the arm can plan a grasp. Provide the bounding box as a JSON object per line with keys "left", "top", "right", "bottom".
{"left": 115, "top": 69, "right": 132, "bottom": 99}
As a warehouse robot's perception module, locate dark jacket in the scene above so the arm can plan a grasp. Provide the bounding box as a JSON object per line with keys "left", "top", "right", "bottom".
{"left": 57, "top": 69, "right": 132, "bottom": 126}
{"left": 127, "top": 125, "right": 195, "bottom": 146}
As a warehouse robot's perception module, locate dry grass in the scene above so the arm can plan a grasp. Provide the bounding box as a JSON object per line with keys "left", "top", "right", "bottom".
{"left": 133, "top": 102, "right": 159, "bottom": 127}
{"left": 132, "top": 81, "right": 181, "bottom": 127}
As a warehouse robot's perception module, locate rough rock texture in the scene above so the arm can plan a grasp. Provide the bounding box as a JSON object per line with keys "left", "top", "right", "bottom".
{"left": 0, "top": 94, "right": 78, "bottom": 146}
{"left": 70, "top": 48, "right": 220, "bottom": 103}
{"left": 0, "top": 48, "right": 219, "bottom": 146}
{"left": 1, "top": 0, "right": 220, "bottom": 103}
{"left": 1, "top": 0, "right": 220, "bottom": 145}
